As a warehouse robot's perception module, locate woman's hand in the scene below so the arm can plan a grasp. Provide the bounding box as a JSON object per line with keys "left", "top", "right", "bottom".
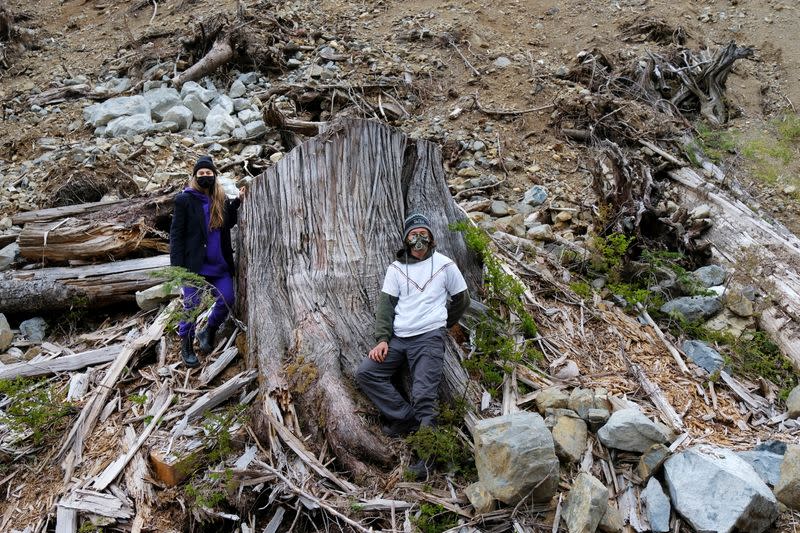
{"left": 238, "top": 186, "right": 247, "bottom": 200}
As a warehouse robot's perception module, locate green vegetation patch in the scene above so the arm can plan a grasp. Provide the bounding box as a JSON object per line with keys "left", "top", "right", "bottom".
{"left": 0, "top": 377, "right": 75, "bottom": 445}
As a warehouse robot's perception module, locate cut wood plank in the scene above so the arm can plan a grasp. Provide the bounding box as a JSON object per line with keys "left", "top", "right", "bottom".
{"left": 59, "top": 489, "right": 133, "bottom": 519}
{"left": 58, "top": 304, "right": 173, "bottom": 465}
{"left": 0, "top": 344, "right": 122, "bottom": 380}
{"left": 54, "top": 506, "right": 77, "bottom": 533}
{"left": 93, "top": 392, "right": 174, "bottom": 490}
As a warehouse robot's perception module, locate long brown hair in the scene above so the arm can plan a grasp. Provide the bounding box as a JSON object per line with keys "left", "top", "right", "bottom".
{"left": 190, "top": 175, "right": 226, "bottom": 229}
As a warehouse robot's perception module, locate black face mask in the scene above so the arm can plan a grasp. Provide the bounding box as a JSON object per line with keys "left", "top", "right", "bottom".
{"left": 196, "top": 174, "right": 216, "bottom": 189}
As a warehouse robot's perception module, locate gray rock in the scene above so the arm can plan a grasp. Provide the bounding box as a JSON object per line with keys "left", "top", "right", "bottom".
{"left": 523, "top": 185, "right": 548, "bottom": 206}
{"left": 180, "top": 81, "right": 217, "bottom": 103}
{"left": 190, "top": 121, "right": 205, "bottom": 131}
{"left": 0, "top": 313, "right": 13, "bottom": 352}
{"left": 204, "top": 106, "right": 237, "bottom": 137}
{"left": 738, "top": 450, "right": 783, "bottom": 487}
{"left": 229, "top": 79, "right": 247, "bottom": 98}
{"left": 682, "top": 340, "right": 726, "bottom": 374}
{"left": 84, "top": 95, "right": 149, "bottom": 127}
{"left": 240, "top": 145, "right": 264, "bottom": 159}
{"left": 598, "top": 505, "right": 624, "bottom": 533}
{"left": 692, "top": 265, "right": 726, "bottom": 287}
{"left": 568, "top": 388, "right": 611, "bottom": 421}
{"left": 19, "top": 317, "right": 47, "bottom": 342}
{"left": 586, "top": 408, "right": 610, "bottom": 432}
{"left": 638, "top": 443, "right": 670, "bottom": 480}
{"left": 472, "top": 140, "right": 486, "bottom": 152}
{"left": 535, "top": 387, "right": 569, "bottom": 414}
{"left": 237, "top": 71, "right": 260, "bottom": 85}
{"left": 237, "top": 108, "right": 261, "bottom": 124}
{"left": 162, "top": 105, "right": 194, "bottom": 131}
{"left": 597, "top": 409, "right": 670, "bottom": 452}
{"left": 563, "top": 472, "right": 608, "bottom": 533}
{"left": 490, "top": 200, "right": 510, "bottom": 217}
{"left": 493, "top": 56, "right": 512, "bottom": 68}
{"left": 465, "top": 482, "right": 494, "bottom": 514}
{"left": 755, "top": 441, "right": 787, "bottom": 455}
{"left": 211, "top": 94, "right": 235, "bottom": 114}
{"left": 92, "top": 77, "right": 131, "bottom": 97}
{"left": 105, "top": 114, "right": 154, "bottom": 137}
{"left": 183, "top": 93, "right": 211, "bottom": 121}
{"left": 473, "top": 411, "right": 559, "bottom": 504}
{"left": 788, "top": 385, "right": 800, "bottom": 418}
{"left": 143, "top": 87, "right": 182, "bottom": 121}
{"left": 0, "top": 242, "right": 19, "bottom": 271}
{"left": 660, "top": 295, "right": 722, "bottom": 322}
{"left": 664, "top": 445, "right": 779, "bottom": 533}
{"left": 232, "top": 127, "right": 248, "bottom": 140}
{"left": 642, "top": 478, "right": 671, "bottom": 532}
{"left": 551, "top": 412, "right": 587, "bottom": 464}
{"left": 726, "top": 290, "right": 754, "bottom": 317}
{"left": 775, "top": 445, "right": 800, "bottom": 510}
{"left": 527, "top": 224, "right": 554, "bottom": 241}
{"left": 142, "top": 80, "right": 165, "bottom": 92}
{"left": 244, "top": 120, "right": 267, "bottom": 138}
{"left": 135, "top": 283, "right": 180, "bottom": 311}
{"left": 232, "top": 98, "right": 252, "bottom": 112}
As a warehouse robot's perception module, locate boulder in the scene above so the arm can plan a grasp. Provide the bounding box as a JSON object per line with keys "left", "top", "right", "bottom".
{"left": 244, "top": 120, "right": 267, "bottom": 138}
{"left": 135, "top": 283, "right": 180, "bottom": 311}
{"left": 535, "top": 387, "right": 569, "bottom": 414}
{"left": 785, "top": 385, "right": 800, "bottom": 418}
{"left": 774, "top": 445, "right": 800, "bottom": 510}
{"left": 237, "top": 108, "right": 261, "bottom": 124}
{"left": 562, "top": 472, "right": 608, "bottom": 533}
{"left": 211, "top": 94, "right": 235, "bottom": 114}
{"left": 586, "top": 408, "right": 610, "bottom": 432}
{"left": 180, "top": 80, "right": 217, "bottom": 103}
{"left": 0, "top": 313, "right": 13, "bottom": 352}
{"left": 568, "top": 388, "right": 611, "bottom": 421}
{"left": 638, "top": 443, "right": 670, "bottom": 480}
{"left": 183, "top": 93, "right": 211, "bottom": 121}
{"left": 464, "top": 482, "right": 494, "bottom": 514}
{"left": 682, "top": 340, "right": 726, "bottom": 374}
{"left": 105, "top": 114, "right": 153, "bottom": 137}
{"left": 162, "top": 105, "right": 194, "bottom": 131}
{"left": 490, "top": 200, "right": 510, "bottom": 217}
{"left": 598, "top": 505, "right": 623, "bottom": 533}
{"left": 229, "top": 79, "right": 247, "bottom": 98}
{"left": 84, "top": 95, "right": 150, "bottom": 126}
{"left": 664, "top": 445, "right": 779, "bottom": 533}
{"left": 660, "top": 295, "right": 722, "bottom": 322}
{"left": 19, "top": 317, "right": 47, "bottom": 342}
{"left": 597, "top": 409, "right": 670, "bottom": 453}
{"left": 0, "top": 242, "right": 19, "bottom": 271}
{"left": 551, "top": 412, "right": 587, "bottom": 464}
{"left": 233, "top": 98, "right": 252, "bottom": 112}
{"left": 143, "top": 87, "right": 182, "bottom": 121}
{"left": 642, "top": 478, "right": 670, "bottom": 532}
{"left": 725, "top": 290, "right": 754, "bottom": 317}
{"left": 523, "top": 185, "right": 548, "bottom": 206}
{"left": 204, "top": 106, "right": 237, "bottom": 137}
{"left": 737, "top": 450, "right": 783, "bottom": 487}
{"left": 237, "top": 71, "right": 259, "bottom": 85}
{"left": 692, "top": 264, "right": 726, "bottom": 287}
{"left": 704, "top": 309, "right": 754, "bottom": 338}
{"left": 473, "top": 411, "right": 559, "bottom": 504}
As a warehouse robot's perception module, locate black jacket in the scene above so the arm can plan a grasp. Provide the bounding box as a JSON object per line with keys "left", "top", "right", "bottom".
{"left": 169, "top": 190, "right": 241, "bottom": 275}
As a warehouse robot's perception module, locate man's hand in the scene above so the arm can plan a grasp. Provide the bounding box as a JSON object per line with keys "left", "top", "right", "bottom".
{"left": 369, "top": 341, "right": 388, "bottom": 362}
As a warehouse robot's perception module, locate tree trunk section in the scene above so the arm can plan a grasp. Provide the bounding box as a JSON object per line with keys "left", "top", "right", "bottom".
{"left": 669, "top": 167, "right": 800, "bottom": 368}
{"left": 1, "top": 255, "right": 170, "bottom": 314}
{"left": 240, "top": 119, "right": 481, "bottom": 481}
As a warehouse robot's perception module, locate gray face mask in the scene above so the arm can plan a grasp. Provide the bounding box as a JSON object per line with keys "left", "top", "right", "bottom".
{"left": 407, "top": 233, "right": 431, "bottom": 251}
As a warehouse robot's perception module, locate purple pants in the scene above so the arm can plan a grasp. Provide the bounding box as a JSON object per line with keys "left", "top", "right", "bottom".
{"left": 178, "top": 274, "right": 235, "bottom": 338}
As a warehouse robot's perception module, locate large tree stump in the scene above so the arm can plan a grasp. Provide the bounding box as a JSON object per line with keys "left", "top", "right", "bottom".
{"left": 240, "top": 119, "right": 482, "bottom": 480}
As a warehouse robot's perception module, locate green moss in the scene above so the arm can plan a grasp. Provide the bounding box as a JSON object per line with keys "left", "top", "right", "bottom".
{"left": 412, "top": 503, "right": 459, "bottom": 533}
{"left": 0, "top": 377, "right": 75, "bottom": 445}
{"left": 696, "top": 122, "right": 737, "bottom": 163}
{"left": 405, "top": 425, "right": 476, "bottom": 478}
{"left": 570, "top": 281, "right": 592, "bottom": 300}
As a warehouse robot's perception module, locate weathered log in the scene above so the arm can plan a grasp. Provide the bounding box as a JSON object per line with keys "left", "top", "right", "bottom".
{"left": 240, "top": 119, "right": 482, "bottom": 481}
{"left": 669, "top": 167, "right": 800, "bottom": 369}
{"left": 0, "top": 255, "right": 170, "bottom": 314}
{"left": 172, "top": 37, "right": 234, "bottom": 88}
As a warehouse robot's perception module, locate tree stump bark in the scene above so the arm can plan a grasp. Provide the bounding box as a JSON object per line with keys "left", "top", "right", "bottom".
{"left": 240, "top": 119, "right": 482, "bottom": 480}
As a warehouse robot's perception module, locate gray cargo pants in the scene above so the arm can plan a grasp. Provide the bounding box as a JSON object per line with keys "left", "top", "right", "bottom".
{"left": 356, "top": 328, "right": 446, "bottom": 427}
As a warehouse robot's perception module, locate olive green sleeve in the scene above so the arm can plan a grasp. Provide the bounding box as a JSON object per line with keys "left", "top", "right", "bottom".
{"left": 374, "top": 291, "right": 399, "bottom": 343}
{"left": 446, "top": 289, "right": 470, "bottom": 328}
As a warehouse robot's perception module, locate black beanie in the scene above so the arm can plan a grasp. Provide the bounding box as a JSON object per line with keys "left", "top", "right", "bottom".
{"left": 403, "top": 213, "right": 434, "bottom": 241}
{"left": 193, "top": 155, "right": 216, "bottom": 176}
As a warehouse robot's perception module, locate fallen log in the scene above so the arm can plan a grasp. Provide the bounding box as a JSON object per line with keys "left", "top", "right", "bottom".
{"left": 668, "top": 167, "right": 800, "bottom": 369}
{"left": 0, "top": 255, "right": 170, "bottom": 314}
{"left": 172, "top": 37, "right": 234, "bottom": 88}
{"left": 240, "top": 118, "right": 482, "bottom": 481}
{"left": 0, "top": 344, "right": 123, "bottom": 380}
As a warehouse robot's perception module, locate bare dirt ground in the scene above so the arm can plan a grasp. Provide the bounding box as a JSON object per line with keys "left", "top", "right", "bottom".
{"left": 1, "top": 0, "right": 799, "bottom": 530}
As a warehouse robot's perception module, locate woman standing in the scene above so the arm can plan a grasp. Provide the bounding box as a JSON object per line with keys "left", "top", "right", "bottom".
{"left": 169, "top": 155, "right": 243, "bottom": 367}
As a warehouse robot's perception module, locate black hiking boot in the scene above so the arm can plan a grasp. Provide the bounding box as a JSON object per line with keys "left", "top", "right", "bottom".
{"left": 181, "top": 335, "right": 200, "bottom": 368}
{"left": 381, "top": 417, "right": 420, "bottom": 438}
{"left": 196, "top": 324, "right": 218, "bottom": 355}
